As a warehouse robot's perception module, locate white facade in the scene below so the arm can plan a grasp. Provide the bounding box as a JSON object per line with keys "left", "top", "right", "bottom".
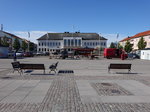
{"left": 38, "top": 40, "right": 62, "bottom": 52}
{"left": 37, "top": 37, "right": 107, "bottom": 53}
{"left": 119, "top": 31, "right": 150, "bottom": 50}
{"left": 141, "top": 50, "right": 150, "bottom": 60}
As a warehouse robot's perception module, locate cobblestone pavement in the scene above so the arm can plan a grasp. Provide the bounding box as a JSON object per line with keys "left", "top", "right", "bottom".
{"left": 0, "top": 70, "right": 150, "bottom": 111}
{"left": 1, "top": 58, "right": 150, "bottom": 111}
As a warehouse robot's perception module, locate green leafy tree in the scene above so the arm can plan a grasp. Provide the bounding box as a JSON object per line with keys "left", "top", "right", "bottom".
{"left": 109, "top": 42, "right": 116, "bottom": 48}
{"left": 13, "top": 38, "right": 20, "bottom": 52}
{"left": 1, "top": 36, "right": 9, "bottom": 47}
{"left": 22, "top": 41, "right": 28, "bottom": 52}
{"left": 138, "top": 37, "right": 147, "bottom": 50}
{"left": 124, "top": 41, "right": 133, "bottom": 53}
{"left": 118, "top": 43, "right": 123, "bottom": 49}
{"left": 29, "top": 42, "right": 34, "bottom": 51}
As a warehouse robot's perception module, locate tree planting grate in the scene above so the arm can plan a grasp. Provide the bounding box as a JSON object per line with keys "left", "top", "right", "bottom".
{"left": 91, "top": 82, "right": 133, "bottom": 96}
{"left": 58, "top": 70, "right": 74, "bottom": 74}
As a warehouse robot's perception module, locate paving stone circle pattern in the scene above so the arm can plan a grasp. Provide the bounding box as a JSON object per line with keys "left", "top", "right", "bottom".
{"left": 91, "top": 82, "right": 133, "bottom": 96}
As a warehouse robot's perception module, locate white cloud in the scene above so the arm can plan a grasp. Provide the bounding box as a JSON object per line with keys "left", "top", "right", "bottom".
{"left": 10, "top": 31, "right": 55, "bottom": 44}
{"left": 101, "top": 33, "right": 127, "bottom": 47}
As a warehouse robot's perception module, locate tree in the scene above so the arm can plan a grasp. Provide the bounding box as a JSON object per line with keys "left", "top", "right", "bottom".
{"left": 118, "top": 43, "right": 123, "bottom": 49}
{"left": 124, "top": 41, "right": 133, "bottom": 53}
{"left": 138, "top": 37, "right": 147, "bottom": 50}
{"left": 13, "top": 38, "right": 20, "bottom": 52}
{"left": 1, "top": 36, "right": 9, "bottom": 47}
{"left": 109, "top": 42, "right": 116, "bottom": 48}
{"left": 22, "top": 40, "right": 28, "bottom": 52}
{"left": 29, "top": 42, "right": 34, "bottom": 51}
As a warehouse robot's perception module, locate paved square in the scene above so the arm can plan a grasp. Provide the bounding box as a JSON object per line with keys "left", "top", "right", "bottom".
{"left": 0, "top": 57, "right": 150, "bottom": 111}
{"left": 0, "top": 80, "right": 51, "bottom": 103}
{"left": 77, "top": 80, "right": 150, "bottom": 103}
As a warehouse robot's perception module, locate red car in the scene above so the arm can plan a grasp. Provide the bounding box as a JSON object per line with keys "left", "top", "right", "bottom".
{"left": 23, "top": 52, "right": 34, "bottom": 57}
{"left": 104, "top": 48, "right": 127, "bottom": 59}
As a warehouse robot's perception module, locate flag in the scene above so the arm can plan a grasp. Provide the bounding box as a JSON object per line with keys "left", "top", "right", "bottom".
{"left": 117, "top": 33, "right": 119, "bottom": 39}
{"left": 28, "top": 32, "right": 30, "bottom": 38}
{"left": 47, "top": 32, "right": 49, "bottom": 38}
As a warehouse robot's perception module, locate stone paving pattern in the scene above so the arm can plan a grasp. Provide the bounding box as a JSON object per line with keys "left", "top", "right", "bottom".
{"left": 91, "top": 82, "right": 133, "bottom": 96}
{"left": 0, "top": 57, "right": 150, "bottom": 111}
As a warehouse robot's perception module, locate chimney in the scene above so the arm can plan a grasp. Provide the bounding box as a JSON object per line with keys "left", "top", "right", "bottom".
{"left": 64, "top": 32, "right": 69, "bottom": 33}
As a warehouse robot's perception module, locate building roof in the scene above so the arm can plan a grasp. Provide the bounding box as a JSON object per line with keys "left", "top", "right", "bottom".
{"left": 37, "top": 32, "right": 107, "bottom": 40}
{"left": 2, "top": 31, "right": 22, "bottom": 40}
{"left": 120, "top": 30, "right": 150, "bottom": 42}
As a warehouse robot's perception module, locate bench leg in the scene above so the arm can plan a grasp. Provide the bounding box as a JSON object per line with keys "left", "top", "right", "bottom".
{"left": 108, "top": 69, "right": 110, "bottom": 73}
{"left": 128, "top": 69, "right": 131, "bottom": 73}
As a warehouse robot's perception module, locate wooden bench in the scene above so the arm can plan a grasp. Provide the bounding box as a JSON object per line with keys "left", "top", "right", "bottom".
{"left": 108, "top": 63, "right": 131, "bottom": 73}
{"left": 11, "top": 62, "right": 45, "bottom": 74}
{"left": 20, "top": 63, "right": 45, "bottom": 74}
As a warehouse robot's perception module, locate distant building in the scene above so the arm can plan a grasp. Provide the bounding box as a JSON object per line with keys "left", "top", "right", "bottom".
{"left": 37, "top": 32, "right": 107, "bottom": 53}
{"left": 0, "top": 45, "right": 9, "bottom": 58}
{"left": 141, "top": 49, "right": 150, "bottom": 60}
{"left": 0, "top": 30, "right": 36, "bottom": 52}
{"left": 120, "top": 30, "right": 150, "bottom": 50}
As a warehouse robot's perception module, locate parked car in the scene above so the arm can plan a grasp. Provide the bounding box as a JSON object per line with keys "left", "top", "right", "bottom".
{"left": 23, "top": 52, "right": 34, "bottom": 57}
{"left": 35, "top": 52, "right": 44, "bottom": 56}
{"left": 128, "top": 53, "right": 140, "bottom": 59}
{"left": 16, "top": 52, "right": 24, "bottom": 57}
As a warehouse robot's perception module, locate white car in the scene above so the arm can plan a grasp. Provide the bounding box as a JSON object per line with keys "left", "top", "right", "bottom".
{"left": 16, "top": 52, "right": 24, "bottom": 57}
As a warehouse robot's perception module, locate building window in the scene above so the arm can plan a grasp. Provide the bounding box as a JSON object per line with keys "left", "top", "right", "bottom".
{"left": 78, "top": 40, "right": 81, "bottom": 46}
{"left": 104, "top": 42, "right": 106, "bottom": 46}
{"left": 75, "top": 39, "right": 78, "bottom": 46}
{"left": 42, "top": 43, "right": 43, "bottom": 46}
{"left": 68, "top": 39, "right": 70, "bottom": 46}
{"left": 39, "top": 43, "right": 40, "bottom": 46}
{"left": 87, "top": 42, "right": 89, "bottom": 46}
{"left": 90, "top": 42, "right": 92, "bottom": 46}
{"left": 84, "top": 42, "right": 86, "bottom": 46}
{"left": 93, "top": 42, "right": 95, "bottom": 46}
{"left": 39, "top": 48, "right": 41, "bottom": 51}
{"left": 59, "top": 42, "right": 61, "bottom": 46}
{"left": 53, "top": 42, "right": 55, "bottom": 46}
{"left": 95, "top": 42, "right": 97, "bottom": 46}
{"left": 71, "top": 39, "right": 74, "bottom": 46}
{"left": 64, "top": 39, "right": 67, "bottom": 46}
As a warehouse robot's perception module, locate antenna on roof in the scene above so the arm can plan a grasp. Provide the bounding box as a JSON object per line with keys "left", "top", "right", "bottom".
{"left": 1, "top": 24, "right": 3, "bottom": 31}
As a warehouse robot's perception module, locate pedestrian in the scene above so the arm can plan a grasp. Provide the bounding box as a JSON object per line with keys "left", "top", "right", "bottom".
{"left": 13, "top": 52, "right": 17, "bottom": 61}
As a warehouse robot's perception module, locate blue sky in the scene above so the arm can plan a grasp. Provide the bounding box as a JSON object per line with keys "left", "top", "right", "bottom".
{"left": 0, "top": 0, "right": 150, "bottom": 45}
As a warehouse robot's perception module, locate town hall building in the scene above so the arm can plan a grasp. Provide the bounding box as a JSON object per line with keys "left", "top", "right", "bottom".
{"left": 37, "top": 32, "right": 107, "bottom": 53}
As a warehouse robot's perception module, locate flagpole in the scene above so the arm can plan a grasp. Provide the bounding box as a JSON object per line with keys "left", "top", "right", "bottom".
{"left": 28, "top": 32, "right": 30, "bottom": 52}
{"left": 117, "top": 33, "right": 119, "bottom": 49}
